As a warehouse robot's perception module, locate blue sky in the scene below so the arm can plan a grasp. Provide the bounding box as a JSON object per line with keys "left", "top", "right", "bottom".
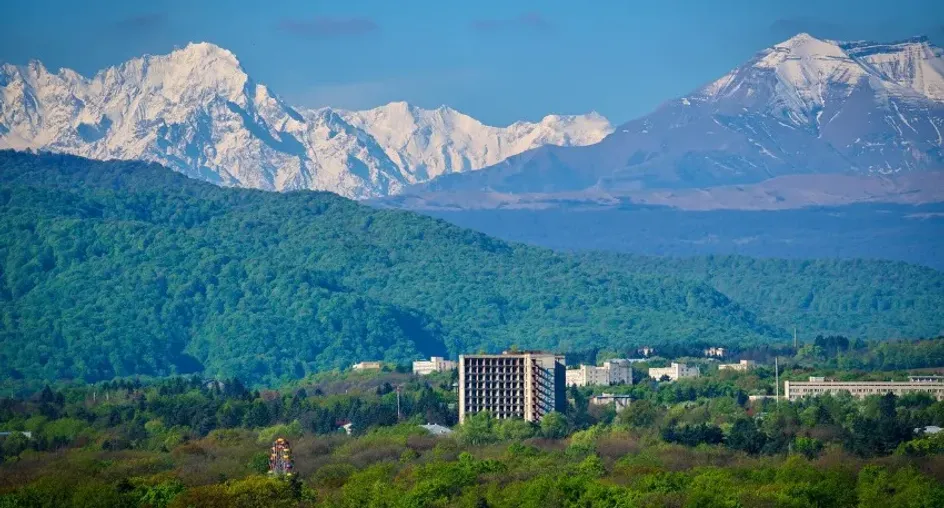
{"left": 2, "top": 0, "right": 942, "bottom": 125}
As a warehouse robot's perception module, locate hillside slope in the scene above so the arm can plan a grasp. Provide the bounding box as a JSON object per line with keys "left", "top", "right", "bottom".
{"left": 0, "top": 151, "right": 773, "bottom": 387}
{"left": 2, "top": 152, "right": 942, "bottom": 389}
{"left": 582, "top": 253, "right": 944, "bottom": 340}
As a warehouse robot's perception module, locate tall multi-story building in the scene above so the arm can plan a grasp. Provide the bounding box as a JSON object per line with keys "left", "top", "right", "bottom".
{"left": 648, "top": 362, "right": 700, "bottom": 381}
{"left": 412, "top": 356, "right": 457, "bottom": 376}
{"left": 458, "top": 351, "right": 566, "bottom": 424}
{"left": 565, "top": 359, "right": 633, "bottom": 387}
{"left": 784, "top": 376, "right": 944, "bottom": 401}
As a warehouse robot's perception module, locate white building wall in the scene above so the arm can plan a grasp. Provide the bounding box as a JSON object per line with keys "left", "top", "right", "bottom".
{"left": 413, "top": 356, "right": 457, "bottom": 375}
{"left": 604, "top": 359, "right": 633, "bottom": 385}
{"left": 719, "top": 360, "right": 756, "bottom": 372}
{"left": 784, "top": 379, "right": 944, "bottom": 401}
{"left": 649, "top": 362, "right": 699, "bottom": 381}
{"left": 565, "top": 360, "right": 633, "bottom": 387}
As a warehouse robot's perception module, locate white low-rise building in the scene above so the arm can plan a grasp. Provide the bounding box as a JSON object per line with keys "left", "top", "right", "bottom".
{"left": 590, "top": 393, "right": 632, "bottom": 412}
{"left": 648, "top": 362, "right": 700, "bottom": 381}
{"left": 566, "top": 359, "right": 633, "bottom": 387}
{"left": 784, "top": 376, "right": 944, "bottom": 401}
{"left": 719, "top": 360, "right": 756, "bottom": 372}
{"left": 412, "top": 356, "right": 457, "bottom": 375}
{"left": 420, "top": 423, "right": 454, "bottom": 436}
{"left": 704, "top": 347, "right": 726, "bottom": 358}
{"left": 352, "top": 361, "right": 383, "bottom": 371}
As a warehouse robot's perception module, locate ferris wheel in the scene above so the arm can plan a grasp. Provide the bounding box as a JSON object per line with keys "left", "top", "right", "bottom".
{"left": 269, "top": 437, "right": 295, "bottom": 476}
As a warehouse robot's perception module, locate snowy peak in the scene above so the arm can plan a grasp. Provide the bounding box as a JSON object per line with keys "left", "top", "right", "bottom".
{"left": 753, "top": 33, "right": 865, "bottom": 88}
{"left": 418, "top": 33, "right": 944, "bottom": 199}
{"left": 692, "top": 32, "right": 944, "bottom": 134}
{"left": 701, "top": 33, "right": 944, "bottom": 106}
{"left": 105, "top": 42, "right": 250, "bottom": 103}
{"left": 338, "top": 101, "right": 611, "bottom": 183}
{"left": 841, "top": 36, "right": 944, "bottom": 101}
{"left": 0, "top": 44, "right": 610, "bottom": 198}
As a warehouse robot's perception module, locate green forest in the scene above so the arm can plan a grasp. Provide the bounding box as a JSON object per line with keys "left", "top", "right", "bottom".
{"left": 1, "top": 151, "right": 943, "bottom": 390}
{"left": 2, "top": 345, "right": 944, "bottom": 507}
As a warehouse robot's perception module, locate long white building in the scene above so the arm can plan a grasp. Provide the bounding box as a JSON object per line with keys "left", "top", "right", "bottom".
{"left": 648, "top": 362, "right": 700, "bottom": 381}
{"left": 459, "top": 351, "right": 566, "bottom": 423}
{"left": 784, "top": 376, "right": 944, "bottom": 401}
{"left": 412, "top": 356, "right": 457, "bottom": 375}
{"left": 718, "top": 360, "right": 756, "bottom": 372}
{"left": 352, "top": 361, "right": 383, "bottom": 371}
{"left": 566, "top": 359, "right": 633, "bottom": 387}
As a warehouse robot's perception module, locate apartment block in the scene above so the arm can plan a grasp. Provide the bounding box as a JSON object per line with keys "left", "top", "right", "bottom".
{"left": 565, "top": 359, "right": 633, "bottom": 387}
{"left": 784, "top": 376, "right": 944, "bottom": 401}
{"left": 718, "top": 360, "right": 756, "bottom": 372}
{"left": 459, "top": 351, "right": 566, "bottom": 424}
{"left": 648, "top": 362, "right": 700, "bottom": 381}
{"left": 412, "top": 356, "right": 457, "bottom": 376}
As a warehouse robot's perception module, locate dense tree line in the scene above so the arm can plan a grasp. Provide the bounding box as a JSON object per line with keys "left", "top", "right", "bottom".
{"left": 2, "top": 151, "right": 943, "bottom": 391}
{"left": 1, "top": 366, "right": 944, "bottom": 507}
{"left": 586, "top": 252, "right": 944, "bottom": 340}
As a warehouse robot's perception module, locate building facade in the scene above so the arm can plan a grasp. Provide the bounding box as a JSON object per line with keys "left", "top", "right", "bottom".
{"left": 704, "top": 347, "right": 726, "bottom": 358}
{"left": 784, "top": 376, "right": 944, "bottom": 401}
{"left": 648, "top": 362, "right": 700, "bottom": 381}
{"left": 590, "top": 393, "right": 632, "bottom": 412}
{"left": 412, "top": 356, "right": 457, "bottom": 376}
{"left": 565, "top": 359, "right": 633, "bottom": 387}
{"left": 718, "top": 360, "right": 756, "bottom": 372}
{"left": 458, "top": 351, "right": 566, "bottom": 423}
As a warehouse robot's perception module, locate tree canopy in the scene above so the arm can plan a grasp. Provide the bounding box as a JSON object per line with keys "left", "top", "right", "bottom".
{"left": 1, "top": 151, "right": 942, "bottom": 389}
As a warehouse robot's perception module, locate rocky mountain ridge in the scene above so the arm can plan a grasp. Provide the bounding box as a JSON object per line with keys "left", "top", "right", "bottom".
{"left": 0, "top": 43, "right": 611, "bottom": 198}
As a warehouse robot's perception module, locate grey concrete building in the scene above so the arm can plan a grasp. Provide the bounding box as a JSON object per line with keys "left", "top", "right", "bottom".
{"left": 459, "top": 351, "right": 566, "bottom": 423}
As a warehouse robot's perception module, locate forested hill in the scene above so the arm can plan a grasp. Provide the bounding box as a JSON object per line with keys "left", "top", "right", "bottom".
{"left": 0, "top": 152, "right": 941, "bottom": 390}
{"left": 583, "top": 254, "right": 944, "bottom": 342}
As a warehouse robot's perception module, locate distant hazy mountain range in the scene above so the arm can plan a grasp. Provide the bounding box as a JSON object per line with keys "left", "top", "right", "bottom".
{"left": 412, "top": 34, "right": 944, "bottom": 203}
{"left": 371, "top": 33, "right": 944, "bottom": 268}
{"left": 0, "top": 43, "right": 611, "bottom": 199}
{"left": 2, "top": 34, "right": 942, "bottom": 212}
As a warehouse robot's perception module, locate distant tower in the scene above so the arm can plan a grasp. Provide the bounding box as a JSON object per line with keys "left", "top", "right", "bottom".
{"left": 269, "top": 438, "right": 294, "bottom": 476}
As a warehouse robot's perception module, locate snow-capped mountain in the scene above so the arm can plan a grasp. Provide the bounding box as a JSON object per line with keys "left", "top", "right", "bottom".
{"left": 419, "top": 34, "right": 944, "bottom": 195}
{"left": 339, "top": 102, "right": 610, "bottom": 184}
{"left": 0, "top": 43, "right": 611, "bottom": 198}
